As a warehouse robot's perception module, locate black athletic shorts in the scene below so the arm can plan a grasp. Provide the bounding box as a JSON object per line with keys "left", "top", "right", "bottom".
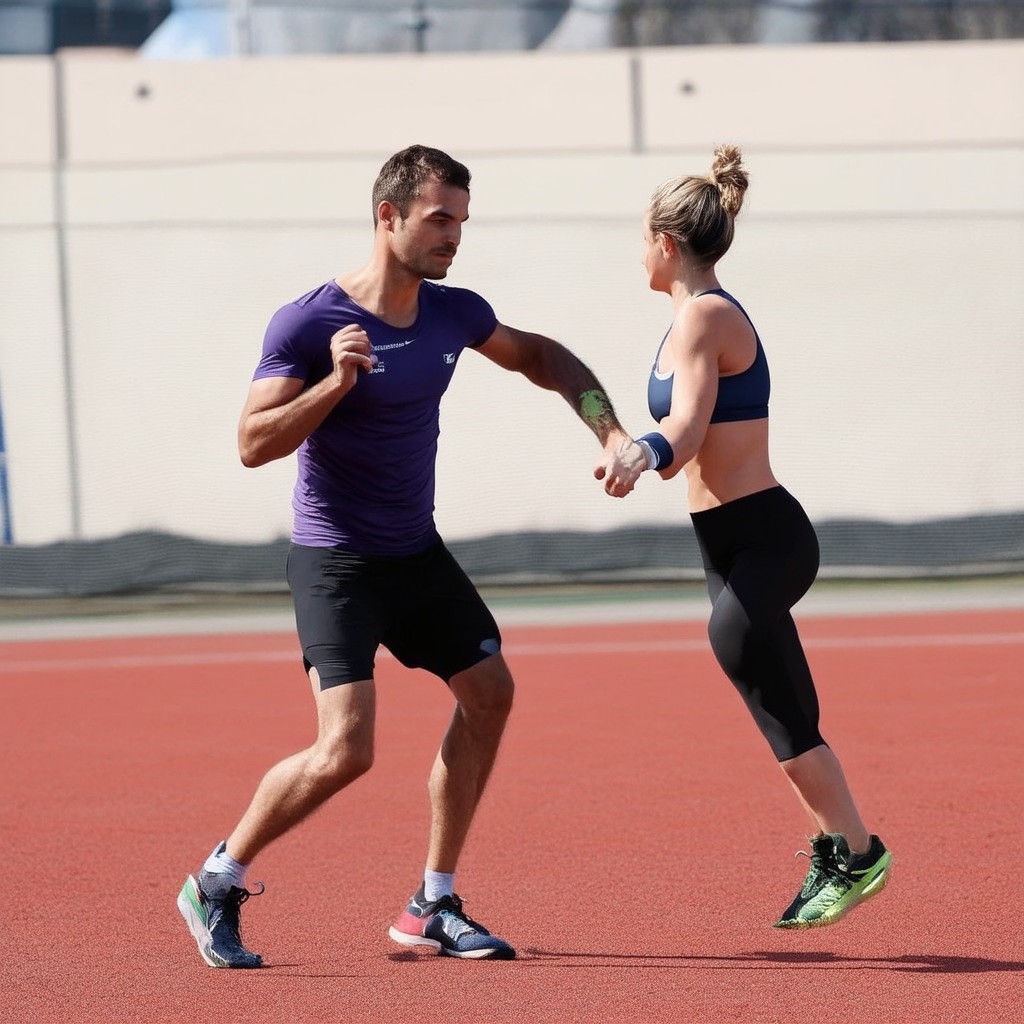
{"left": 286, "top": 540, "right": 502, "bottom": 690}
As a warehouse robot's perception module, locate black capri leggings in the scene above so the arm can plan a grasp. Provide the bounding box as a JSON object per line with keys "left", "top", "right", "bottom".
{"left": 690, "top": 486, "right": 825, "bottom": 762}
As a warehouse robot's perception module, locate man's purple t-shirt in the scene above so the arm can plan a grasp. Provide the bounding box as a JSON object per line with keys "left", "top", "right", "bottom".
{"left": 253, "top": 279, "right": 498, "bottom": 554}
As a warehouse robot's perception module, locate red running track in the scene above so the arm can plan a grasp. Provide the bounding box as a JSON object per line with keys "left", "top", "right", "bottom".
{"left": 2, "top": 608, "right": 1023, "bottom": 1023}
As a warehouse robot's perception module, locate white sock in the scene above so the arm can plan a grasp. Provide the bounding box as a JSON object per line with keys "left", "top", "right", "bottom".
{"left": 202, "top": 842, "right": 248, "bottom": 891}
{"left": 423, "top": 870, "right": 455, "bottom": 902}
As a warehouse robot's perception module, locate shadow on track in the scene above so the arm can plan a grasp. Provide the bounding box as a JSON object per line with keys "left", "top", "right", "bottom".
{"left": 516, "top": 949, "right": 1024, "bottom": 974}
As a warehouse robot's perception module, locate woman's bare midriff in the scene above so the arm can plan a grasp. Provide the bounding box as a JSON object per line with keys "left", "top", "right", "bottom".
{"left": 683, "top": 418, "right": 779, "bottom": 512}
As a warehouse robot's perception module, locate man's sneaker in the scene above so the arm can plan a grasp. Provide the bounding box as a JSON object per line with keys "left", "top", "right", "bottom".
{"left": 388, "top": 886, "right": 516, "bottom": 960}
{"left": 774, "top": 833, "right": 892, "bottom": 929}
{"left": 177, "top": 871, "right": 265, "bottom": 968}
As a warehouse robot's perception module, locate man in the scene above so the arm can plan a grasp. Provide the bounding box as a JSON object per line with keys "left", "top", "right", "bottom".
{"left": 177, "top": 144, "right": 636, "bottom": 967}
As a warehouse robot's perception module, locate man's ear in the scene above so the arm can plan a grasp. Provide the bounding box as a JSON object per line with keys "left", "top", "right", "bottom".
{"left": 378, "top": 200, "right": 400, "bottom": 231}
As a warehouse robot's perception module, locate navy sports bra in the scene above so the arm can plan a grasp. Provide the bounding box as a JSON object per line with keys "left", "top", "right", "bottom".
{"left": 647, "top": 289, "right": 770, "bottom": 424}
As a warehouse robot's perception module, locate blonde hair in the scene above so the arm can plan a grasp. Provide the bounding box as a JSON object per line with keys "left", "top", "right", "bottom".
{"left": 648, "top": 144, "right": 749, "bottom": 268}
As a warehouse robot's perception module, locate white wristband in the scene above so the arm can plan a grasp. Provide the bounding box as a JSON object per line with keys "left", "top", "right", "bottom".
{"left": 635, "top": 438, "right": 659, "bottom": 470}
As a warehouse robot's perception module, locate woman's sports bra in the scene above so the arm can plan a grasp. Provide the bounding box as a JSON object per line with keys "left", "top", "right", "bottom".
{"left": 647, "top": 289, "right": 770, "bottom": 424}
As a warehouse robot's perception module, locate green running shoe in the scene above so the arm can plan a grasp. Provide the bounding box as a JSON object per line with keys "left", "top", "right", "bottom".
{"left": 774, "top": 833, "right": 891, "bottom": 929}
{"left": 177, "top": 871, "right": 265, "bottom": 968}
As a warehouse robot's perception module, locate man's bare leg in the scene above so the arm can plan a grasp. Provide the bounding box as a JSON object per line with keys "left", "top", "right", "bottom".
{"left": 178, "top": 673, "right": 376, "bottom": 967}
{"left": 388, "top": 653, "right": 516, "bottom": 959}
{"left": 426, "top": 654, "right": 515, "bottom": 873}
{"left": 227, "top": 674, "right": 377, "bottom": 864}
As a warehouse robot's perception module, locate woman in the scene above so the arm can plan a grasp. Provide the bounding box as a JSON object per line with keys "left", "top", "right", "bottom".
{"left": 597, "top": 145, "right": 891, "bottom": 928}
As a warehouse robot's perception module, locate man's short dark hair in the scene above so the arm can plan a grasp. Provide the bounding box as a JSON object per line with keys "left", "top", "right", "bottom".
{"left": 372, "top": 145, "right": 472, "bottom": 225}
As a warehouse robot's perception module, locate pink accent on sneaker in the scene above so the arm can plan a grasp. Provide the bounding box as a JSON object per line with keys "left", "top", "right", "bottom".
{"left": 392, "top": 909, "right": 429, "bottom": 936}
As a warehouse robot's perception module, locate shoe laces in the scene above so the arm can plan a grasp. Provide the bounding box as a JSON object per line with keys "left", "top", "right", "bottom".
{"left": 797, "top": 838, "right": 857, "bottom": 894}
{"left": 215, "top": 882, "right": 265, "bottom": 939}
{"left": 794, "top": 839, "right": 842, "bottom": 895}
{"left": 227, "top": 881, "right": 265, "bottom": 906}
{"left": 431, "top": 894, "right": 488, "bottom": 935}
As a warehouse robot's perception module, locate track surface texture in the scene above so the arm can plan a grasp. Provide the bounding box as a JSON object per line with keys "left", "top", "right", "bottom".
{"left": 2, "top": 603, "right": 1023, "bottom": 1023}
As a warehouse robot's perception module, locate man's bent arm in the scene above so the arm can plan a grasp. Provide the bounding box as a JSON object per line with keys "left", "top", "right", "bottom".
{"left": 238, "top": 375, "right": 347, "bottom": 467}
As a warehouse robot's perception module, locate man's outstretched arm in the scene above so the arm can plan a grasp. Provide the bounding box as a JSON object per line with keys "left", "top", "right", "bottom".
{"left": 474, "top": 323, "right": 642, "bottom": 497}
{"left": 475, "top": 324, "right": 624, "bottom": 443}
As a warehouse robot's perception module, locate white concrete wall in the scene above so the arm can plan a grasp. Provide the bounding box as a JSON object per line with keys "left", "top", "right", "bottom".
{"left": 0, "top": 41, "right": 1022, "bottom": 546}
{"left": 0, "top": 57, "right": 73, "bottom": 539}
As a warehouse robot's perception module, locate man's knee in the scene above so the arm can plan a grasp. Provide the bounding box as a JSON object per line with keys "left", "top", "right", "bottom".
{"left": 450, "top": 654, "right": 515, "bottom": 719}
{"left": 310, "top": 678, "right": 376, "bottom": 787}
{"left": 308, "top": 736, "right": 375, "bottom": 789}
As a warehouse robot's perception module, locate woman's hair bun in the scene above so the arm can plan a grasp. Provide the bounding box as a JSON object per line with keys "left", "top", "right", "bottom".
{"left": 709, "top": 144, "right": 748, "bottom": 217}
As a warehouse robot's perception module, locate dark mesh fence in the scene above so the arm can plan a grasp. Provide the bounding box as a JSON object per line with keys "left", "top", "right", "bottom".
{"left": 1, "top": 513, "right": 1022, "bottom": 598}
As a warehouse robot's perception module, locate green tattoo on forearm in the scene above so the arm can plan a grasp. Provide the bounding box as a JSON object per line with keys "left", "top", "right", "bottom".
{"left": 578, "top": 388, "right": 619, "bottom": 440}
{"left": 579, "top": 389, "right": 612, "bottom": 424}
